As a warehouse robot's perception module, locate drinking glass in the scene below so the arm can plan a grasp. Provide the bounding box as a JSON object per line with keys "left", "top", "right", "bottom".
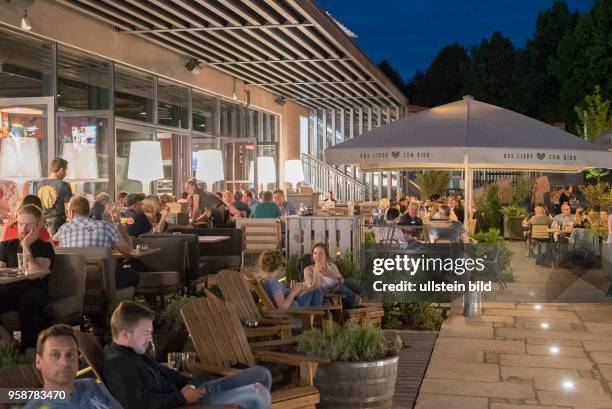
{"left": 167, "top": 352, "right": 182, "bottom": 370}
{"left": 16, "top": 253, "right": 25, "bottom": 274}
{"left": 181, "top": 352, "right": 196, "bottom": 372}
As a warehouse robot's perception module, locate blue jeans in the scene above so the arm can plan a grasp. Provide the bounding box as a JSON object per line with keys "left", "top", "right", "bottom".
{"left": 330, "top": 278, "right": 362, "bottom": 308}
{"left": 294, "top": 287, "right": 324, "bottom": 307}
{"left": 198, "top": 366, "right": 271, "bottom": 409}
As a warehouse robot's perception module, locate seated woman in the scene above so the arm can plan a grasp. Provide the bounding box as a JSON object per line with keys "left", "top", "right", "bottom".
{"left": 573, "top": 207, "right": 590, "bottom": 229}
{"left": 258, "top": 250, "right": 324, "bottom": 309}
{"left": 303, "top": 243, "right": 363, "bottom": 308}
{"left": 142, "top": 195, "right": 170, "bottom": 233}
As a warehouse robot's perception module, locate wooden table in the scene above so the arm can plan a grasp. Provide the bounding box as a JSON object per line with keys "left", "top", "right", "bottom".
{"left": 0, "top": 269, "right": 50, "bottom": 285}
{"left": 198, "top": 236, "right": 230, "bottom": 243}
{"left": 113, "top": 248, "right": 161, "bottom": 258}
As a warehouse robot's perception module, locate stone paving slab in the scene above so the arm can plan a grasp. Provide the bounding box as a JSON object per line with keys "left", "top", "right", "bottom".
{"left": 500, "top": 366, "right": 581, "bottom": 390}
{"left": 420, "top": 378, "right": 535, "bottom": 399}
{"left": 424, "top": 360, "right": 500, "bottom": 382}
{"left": 414, "top": 393, "right": 488, "bottom": 409}
{"left": 434, "top": 337, "right": 526, "bottom": 353}
{"left": 500, "top": 354, "right": 593, "bottom": 369}
{"left": 496, "top": 327, "right": 602, "bottom": 341}
{"left": 526, "top": 344, "right": 587, "bottom": 357}
{"left": 527, "top": 337, "right": 584, "bottom": 347}
{"left": 582, "top": 340, "right": 612, "bottom": 351}
{"left": 590, "top": 351, "right": 612, "bottom": 364}
{"left": 484, "top": 309, "right": 580, "bottom": 319}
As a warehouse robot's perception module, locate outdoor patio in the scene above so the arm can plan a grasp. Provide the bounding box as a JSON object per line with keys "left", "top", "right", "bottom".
{"left": 412, "top": 242, "right": 612, "bottom": 409}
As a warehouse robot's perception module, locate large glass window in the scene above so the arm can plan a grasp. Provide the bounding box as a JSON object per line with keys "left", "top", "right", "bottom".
{"left": 344, "top": 109, "right": 352, "bottom": 140}
{"left": 246, "top": 108, "right": 260, "bottom": 140}
{"left": 326, "top": 110, "right": 334, "bottom": 148}
{"left": 0, "top": 29, "right": 53, "bottom": 98}
{"left": 57, "top": 46, "right": 111, "bottom": 110}
{"left": 192, "top": 92, "right": 217, "bottom": 135}
{"left": 335, "top": 110, "right": 343, "bottom": 145}
{"left": 114, "top": 66, "right": 154, "bottom": 122}
{"left": 220, "top": 100, "right": 241, "bottom": 138}
{"left": 157, "top": 79, "right": 189, "bottom": 129}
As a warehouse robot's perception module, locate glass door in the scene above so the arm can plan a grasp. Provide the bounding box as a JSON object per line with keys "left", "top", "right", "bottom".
{"left": 223, "top": 138, "right": 256, "bottom": 193}
{"left": 56, "top": 110, "right": 113, "bottom": 199}
{"left": 0, "top": 96, "right": 54, "bottom": 219}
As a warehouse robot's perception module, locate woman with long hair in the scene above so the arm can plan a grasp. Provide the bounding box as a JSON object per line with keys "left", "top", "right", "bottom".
{"left": 303, "top": 243, "right": 363, "bottom": 308}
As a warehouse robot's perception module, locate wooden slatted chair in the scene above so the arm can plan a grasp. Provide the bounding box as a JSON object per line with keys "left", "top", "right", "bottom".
{"left": 241, "top": 273, "right": 343, "bottom": 330}
{"left": 216, "top": 269, "right": 294, "bottom": 342}
{"left": 235, "top": 218, "right": 281, "bottom": 268}
{"left": 180, "top": 296, "right": 322, "bottom": 409}
{"left": 71, "top": 331, "right": 237, "bottom": 409}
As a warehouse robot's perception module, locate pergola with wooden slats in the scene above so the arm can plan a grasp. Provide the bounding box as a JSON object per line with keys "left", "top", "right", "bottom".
{"left": 55, "top": 0, "right": 407, "bottom": 112}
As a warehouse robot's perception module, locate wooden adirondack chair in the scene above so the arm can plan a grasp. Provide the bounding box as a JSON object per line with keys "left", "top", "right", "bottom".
{"left": 216, "top": 269, "right": 295, "bottom": 342}
{"left": 72, "top": 331, "right": 237, "bottom": 409}
{"left": 180, "top": 295, "right": 322, "bottom": 409}
{"left": 241, "top": 272, "right": 344, "bottom": 330}
{"left": 0, "top": 365, "right": 43, "bottom": 409}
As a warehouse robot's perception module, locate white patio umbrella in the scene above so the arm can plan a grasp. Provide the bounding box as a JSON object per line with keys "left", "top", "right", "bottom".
{"left": 325, "top": 96, "right": 612, "bottom": 222}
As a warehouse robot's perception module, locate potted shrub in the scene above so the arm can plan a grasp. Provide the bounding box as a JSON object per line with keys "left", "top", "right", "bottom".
{"left": 501, "top": 205, "right": 528, "bottom": 240}
{"left": 153, "top": 296, "right": 194, "bottom": 361}
{"left": 298, "top": 320, "right": 401, "bottom": 409}
{"left": 0, "top": 341, "right": 34, "bottom": 369}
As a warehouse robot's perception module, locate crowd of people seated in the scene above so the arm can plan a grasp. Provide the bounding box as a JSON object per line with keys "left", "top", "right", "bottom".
{"left": 372, "top": 193, "right": 469, "bottom": 244}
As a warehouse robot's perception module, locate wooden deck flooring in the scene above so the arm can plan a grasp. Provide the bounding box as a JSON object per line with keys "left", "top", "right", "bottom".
{"left": 385, "top": 330, "right": 438, "bottom": 409}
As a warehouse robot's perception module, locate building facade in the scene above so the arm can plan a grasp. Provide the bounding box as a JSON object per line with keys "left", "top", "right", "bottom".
{"left": 0, "top": 0, "right": 406, "bottom": 216}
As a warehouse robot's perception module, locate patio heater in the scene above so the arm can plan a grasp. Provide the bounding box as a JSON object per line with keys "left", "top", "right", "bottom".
{"left": 195, "top": 149, "right": 224, "bottom": 191}
{"left": 0, "top": 137, "right": 42, "bottom": 196}
{"left": 283, "top": 159, "right": 305, "bottom": 192}
{"left": 127, "top": 141, "right": 163, "bottom": 195}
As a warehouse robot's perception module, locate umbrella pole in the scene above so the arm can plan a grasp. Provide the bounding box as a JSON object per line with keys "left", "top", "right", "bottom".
{"left": 464, "top": 156, "right": 472, "bottom": 226}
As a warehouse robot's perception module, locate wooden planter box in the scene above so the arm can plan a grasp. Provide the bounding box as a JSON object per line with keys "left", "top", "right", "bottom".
{"left": 503, "top": 216, "right": 525, "bottom": 240}
{"left": 313, "top": 354, "right": 399, "bottom": 409}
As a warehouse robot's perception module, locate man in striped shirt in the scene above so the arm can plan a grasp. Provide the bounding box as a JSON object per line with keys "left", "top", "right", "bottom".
{"left": 58, "top": 196, "right": 137, "bottom": 288}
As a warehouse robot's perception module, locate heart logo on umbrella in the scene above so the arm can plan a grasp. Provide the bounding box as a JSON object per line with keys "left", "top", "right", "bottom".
{"left": 537, "top": 152, "right": 545, "bottom": 160}
{"left": 392, "top": 151, "right": 400, "bottom": 158}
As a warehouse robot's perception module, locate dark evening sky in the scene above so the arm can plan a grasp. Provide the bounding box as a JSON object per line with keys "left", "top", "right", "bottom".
{"left": 318, "top": 0, "right": 593, "bottom": 81}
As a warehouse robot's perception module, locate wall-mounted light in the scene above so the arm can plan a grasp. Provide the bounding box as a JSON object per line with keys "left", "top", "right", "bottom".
{"left": 275, "top": 95, "right": 286, "bottom": 106}
{"left": 21, "top": 10, "right": 32, "bottom": 31}
{"left": 185, "top": 58, "right": 202, "bottom": 74}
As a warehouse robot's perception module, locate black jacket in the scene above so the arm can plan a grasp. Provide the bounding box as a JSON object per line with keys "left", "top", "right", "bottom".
{"left": 103, "top": 343, "right": 189, "bottom": 409}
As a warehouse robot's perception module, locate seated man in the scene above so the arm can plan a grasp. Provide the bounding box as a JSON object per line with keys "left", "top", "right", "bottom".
{"left": 398, "top": 201, "right": 423, "bottom": 226}
{"left": 2, "top": 195, "right": 52, "bottom": 242}
{"left": 24, "top": 324, "right": 123, "bottom": 409}
{"left": 553, "top": 204, "right": 576, "bottom": 228}
{"left": 58, "top": 196, "right": 138, "bottom": 289}
{"left": 250, "top": 191, "right": 281, "bottom": 218}
{"left": 120, "top": 193, "right": 152, "bottom": 237}
{"left": 428, "top": 205, "right": 470, "bottom": 243}
{"left": 0, "top": 204, "right": 54, "bottom": 350}
{"left": 104, "top": 301, "right": 271, "bottom": 409}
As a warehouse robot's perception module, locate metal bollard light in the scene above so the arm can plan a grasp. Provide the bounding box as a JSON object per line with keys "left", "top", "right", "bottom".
{"left": 463, "top": 290, "right": 482, "bottom": 316}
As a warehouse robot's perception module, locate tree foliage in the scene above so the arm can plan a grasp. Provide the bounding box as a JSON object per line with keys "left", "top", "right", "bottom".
{"left": 415, "top": 171, "right": 450, "bottom": 199}
{"left": 574, "top": 85, "right": 612, "bottom": 140}
{"left": 387, "top": 0, "right": 610, "bottom": 134}
{"left": 406, "top": 43, "right": 468, "bottom": 107}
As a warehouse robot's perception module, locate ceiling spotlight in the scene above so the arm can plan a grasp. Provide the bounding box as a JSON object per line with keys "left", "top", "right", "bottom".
{"left": 185, "top": 58, "right": 202, "bottom": 74}
{"left": 21, "top": 10, "right": 32, "bottom": 31}
{"left": 275, "top": 95, "right": 287, "bottom": 106}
